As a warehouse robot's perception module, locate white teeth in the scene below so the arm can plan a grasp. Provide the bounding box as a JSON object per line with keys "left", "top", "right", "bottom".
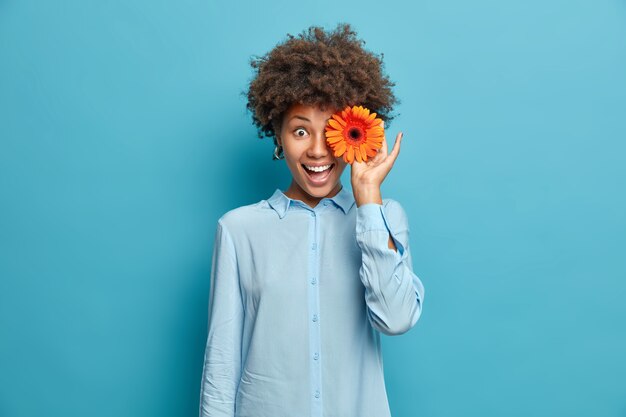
{"left": 304, "top": 164, "right": 332, "bottom": 172}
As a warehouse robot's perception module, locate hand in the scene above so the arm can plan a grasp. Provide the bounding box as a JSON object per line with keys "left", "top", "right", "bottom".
{"left": 351, "top": 121, "right": 404, "bottom": 206}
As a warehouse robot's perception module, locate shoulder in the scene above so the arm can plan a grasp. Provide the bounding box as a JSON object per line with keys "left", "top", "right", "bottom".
{"left": 217, "top": 201, "right": 263, "bottom": 232}
{"left": 215, "top": 197, "right": 279, "bottom": 240}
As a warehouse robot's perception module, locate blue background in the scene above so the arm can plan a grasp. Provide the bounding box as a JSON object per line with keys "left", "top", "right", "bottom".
{"left": 1, "top": 0, "right": 625, "bottom": 416}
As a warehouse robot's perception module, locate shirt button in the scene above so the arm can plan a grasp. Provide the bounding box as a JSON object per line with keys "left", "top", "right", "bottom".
{"left": 311, "top": 243, "right": 317, "bottom": 250}
{"left": 323, "top": 201, "right": 328, "bottom": 206}
{"left": 313, "top": 352, "right": 319, "bottom": 360}
{"left": 311, "top": 277, "right": 317, "bottom": 285}
{"left": 312, "top": 314, "right": 318, "bottom": 322}
{"left": 314, "top": 390, "right": 320, "bottom": 398}
{"left": 310, "top": 212, "right": 315, "bottom": 217}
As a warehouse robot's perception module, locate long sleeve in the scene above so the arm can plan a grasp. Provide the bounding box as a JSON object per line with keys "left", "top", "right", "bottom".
{"left": 199, "top": 220, "right": 244, "bottom": 417}
{"left": 356, "top": 200, "right": 425, "bottom": 336}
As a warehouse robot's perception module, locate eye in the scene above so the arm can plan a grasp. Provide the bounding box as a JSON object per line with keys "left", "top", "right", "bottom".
{"left": 293, "top": 127, "right": 308, "bottom": 137}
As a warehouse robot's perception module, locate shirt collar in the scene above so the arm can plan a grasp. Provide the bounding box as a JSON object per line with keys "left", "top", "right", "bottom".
{"left": 267, "top": 185, "right": 355, "bottom": 219}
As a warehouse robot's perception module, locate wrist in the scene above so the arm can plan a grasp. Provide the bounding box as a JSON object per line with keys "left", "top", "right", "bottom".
{"left": 354, "top": 186, "right": 382, "bottom": 207}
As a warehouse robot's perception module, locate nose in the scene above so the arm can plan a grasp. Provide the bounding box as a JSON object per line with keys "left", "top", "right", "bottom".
{"left": 307, "top": 132, "right": 331, "bottom": 158}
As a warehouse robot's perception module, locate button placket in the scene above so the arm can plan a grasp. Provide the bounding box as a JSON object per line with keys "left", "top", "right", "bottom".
{"left": 307, "top": 209, "right": 323, "bottom": 414}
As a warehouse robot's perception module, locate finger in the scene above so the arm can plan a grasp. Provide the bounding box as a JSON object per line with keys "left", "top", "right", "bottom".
{"left": 385, "top": 131, "right": 403, "bottom": 166}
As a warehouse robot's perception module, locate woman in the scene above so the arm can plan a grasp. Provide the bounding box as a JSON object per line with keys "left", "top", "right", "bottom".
{"left": 200, "top": 23, "right": 425, "bottom": 417}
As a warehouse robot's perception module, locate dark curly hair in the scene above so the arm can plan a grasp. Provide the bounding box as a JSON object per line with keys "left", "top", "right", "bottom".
{"left": 242, "top": 22, "right": 399, "bottom": 159}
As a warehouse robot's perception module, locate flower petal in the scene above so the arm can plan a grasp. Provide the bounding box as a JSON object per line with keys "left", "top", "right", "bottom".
{"left": 328, "top": 119, "right": 344, "bottom": 130}
{"left": 365, "top": 146, "right": 378, "bottom": 157}
{"left": 366, "top": 127, "right": 384, "bottom": 135}
{"left": 365, "top": 112, "right": 377, "bottom": 124}
{"left": 331, "top": 114, "right": 347, "bottom": 127}
{"left": 360, "top": 143, "right": 369, "bottom": 161}
{"left": 346, "top": 145, "right": 354, "bottom": 164}
{"left": 334, "top": 141, "right": 347, "bottom": 153}
{"left": 326, "top": 135, "right": 344, "bottom": 144}
{"left": 355, "top": 106, "right": 364, "bottom": 120}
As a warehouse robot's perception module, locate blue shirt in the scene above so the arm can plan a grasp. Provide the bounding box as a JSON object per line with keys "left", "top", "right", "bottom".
{"left": 199, "top": 185, "right": 425, "bottom": 417}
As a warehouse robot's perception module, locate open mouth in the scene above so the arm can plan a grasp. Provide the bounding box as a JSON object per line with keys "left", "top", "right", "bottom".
{"left": 301, "top": 163, "right": 335, "bottom": 185}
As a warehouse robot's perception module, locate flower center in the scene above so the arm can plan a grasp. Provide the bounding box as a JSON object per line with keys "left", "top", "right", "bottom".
{"left": 347, "top": 126, "right": 365, "bottom": 145}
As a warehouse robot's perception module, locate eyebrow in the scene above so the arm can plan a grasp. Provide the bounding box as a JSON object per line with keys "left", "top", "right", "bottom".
{"left": 289, "top": 115, "right": 311, "bottom": 122}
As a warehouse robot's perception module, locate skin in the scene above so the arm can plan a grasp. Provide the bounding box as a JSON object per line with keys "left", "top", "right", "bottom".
{"left": 276, "top": 103, "right": 404, "bottom": 251}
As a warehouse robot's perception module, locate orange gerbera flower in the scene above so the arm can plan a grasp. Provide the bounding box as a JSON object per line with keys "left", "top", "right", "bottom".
{"left": 325, "top": 105, "right": 384, "bottom": 164}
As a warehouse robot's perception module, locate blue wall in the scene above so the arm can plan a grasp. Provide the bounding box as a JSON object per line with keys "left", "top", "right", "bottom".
{"left": 1, "top": 1, "right": 625, "bottom": 416}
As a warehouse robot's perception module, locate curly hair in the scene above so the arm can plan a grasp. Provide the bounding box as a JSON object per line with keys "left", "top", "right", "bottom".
{"left": 242, "top": 22, "right": 399, "bottom": 158}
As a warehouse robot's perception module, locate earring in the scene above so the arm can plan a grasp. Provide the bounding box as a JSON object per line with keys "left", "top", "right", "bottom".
{"left": 273, "top": 144, "right": 284, "bottom": 160}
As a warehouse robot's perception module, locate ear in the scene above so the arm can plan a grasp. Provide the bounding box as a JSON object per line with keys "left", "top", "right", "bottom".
{"left": 276, "top": 129, "right": 283, "bottom": 147}
{"left": 273, "top": 122, "right": 282, "bottom": 147}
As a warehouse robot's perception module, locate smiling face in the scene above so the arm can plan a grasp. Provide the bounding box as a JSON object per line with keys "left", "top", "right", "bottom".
{"left": 276, "top": 103, "right": 349, "bottom": 208}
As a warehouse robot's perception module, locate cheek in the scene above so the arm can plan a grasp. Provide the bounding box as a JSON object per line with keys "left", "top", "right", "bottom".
{"left": 282, "top": 147, "right": 303, "bottom": 171}
{"left": 282, "top": 145, "right": 298, "bottom": 161}
{"left": 283, "top": 142, "right": 306, "bottom": 160}
{"left": 334, "top": 156, "right": 347, "bottom": 168}
{"left": 334, "top": 160, "right": 348, "bottom": 175}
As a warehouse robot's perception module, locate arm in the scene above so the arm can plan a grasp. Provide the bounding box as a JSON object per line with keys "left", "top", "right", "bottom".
{"left": 199, "top": 220, "right": 244, "bottom": 417}
{"left": 356, "top": 200, "right": 425, "bottom": 336}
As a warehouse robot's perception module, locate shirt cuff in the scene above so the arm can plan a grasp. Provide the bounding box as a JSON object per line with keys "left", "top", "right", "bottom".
{"left": 356, "top": 203, "right": 391, "bottom": 234}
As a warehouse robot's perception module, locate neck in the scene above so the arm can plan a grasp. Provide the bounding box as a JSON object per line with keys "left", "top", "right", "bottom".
{"left": 284, "top": 181, "right": 343, "bottom": 208}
